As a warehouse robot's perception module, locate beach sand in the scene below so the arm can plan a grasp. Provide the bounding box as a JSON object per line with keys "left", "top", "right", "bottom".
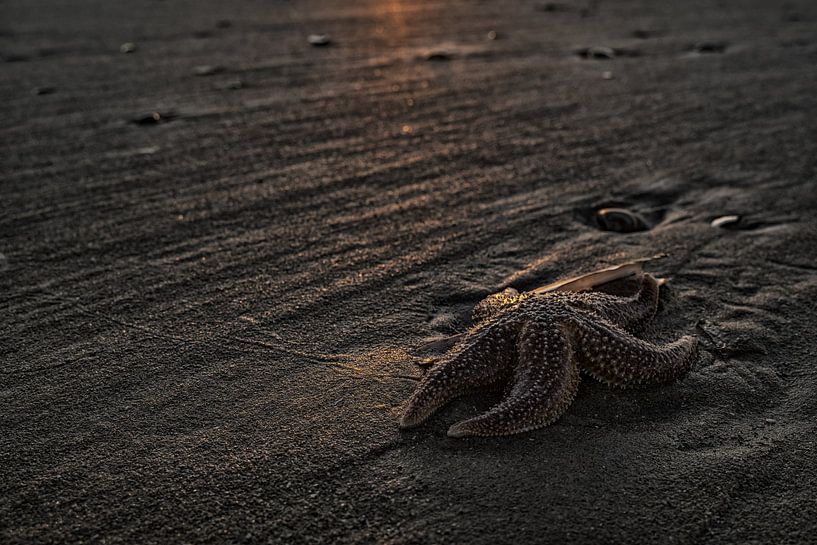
{"left": 2, "top": 0, "right": 817, "bottom": 543}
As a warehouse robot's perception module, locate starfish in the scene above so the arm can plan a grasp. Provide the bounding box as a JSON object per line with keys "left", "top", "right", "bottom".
{"left": 399, "top": 273, "right": 697, "bottom": 438}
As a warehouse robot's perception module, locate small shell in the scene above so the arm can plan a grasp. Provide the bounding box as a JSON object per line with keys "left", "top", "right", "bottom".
{"left": 595, "top": 207, "right": 650, "bottom": 233}
{"left": 582, "top": 46, "right": 616, "bottom": 59}
{"left": 308, "top": 34, "right": 331, "bottom": 47}
{"left": 710, "top": 215, "right": 741, "bottom": 229}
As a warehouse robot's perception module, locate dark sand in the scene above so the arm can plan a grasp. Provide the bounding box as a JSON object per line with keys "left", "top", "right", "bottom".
{"left": 2, "top": 0, "right": 817, "bottom": 543}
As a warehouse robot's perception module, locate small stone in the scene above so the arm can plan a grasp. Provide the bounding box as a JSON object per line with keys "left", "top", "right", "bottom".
{"left": 308, "top": 34, "right": 331, "bottom": 47}
{"left": 632, "top": 29, "right": 655, "bottom": 39}
{"left": 487, "top": 30, "right": 498, "bottom": 40}
{"left": 537, "top": 3, "right": 569, "bottom": 12}
{"left": 131, "top": 111, "right": 175, "bottom": 126}
{"left": 581, "top": 46, "right": 615, "bottom": 60}
{"left": 764, "top": 418, "right": 777, "bottom": 424}
{"left": 425, "top": 51, "right": 451, "bottom": 61}
{"left": 193, "top": 64, "right": 223, "bottom": 76}
{"left": 691, "top": 42, "right": 727, "bottom": 54}
{"left": 602, "top": 71, "right": 613, "bottom": 80}
{"left": 32, "top": 86, "right": 56, "bottom": 95}
{"left": 119, "top": 42, "right": 136, "bottom": 54}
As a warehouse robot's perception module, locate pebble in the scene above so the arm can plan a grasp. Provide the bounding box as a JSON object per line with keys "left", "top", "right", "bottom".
{"left": 602, "top": 71, "right": 613, "bottom": 80}
{"left": 119, "top": 42, "right": 136, "bottom": 54}
{"left": 581, "top": 46, "right": 615, "bottom": 60}
{"left": 691, "top": 42, "right": 727, "bottom": 54}
{"left": 537, "top": 3, "right": 569, "bottom": 12}
{"left": 425, "top": 51, "right": 451, "bottom": 61}
{"left": 131, "top": 111, "right": 175, "bottom": 126}
{"left": 632, "top": 29, "right": 656, "bottom": 39}
{"left": 32, "top": 86, "right": 56, "bottom": 95}
{"left": 193, "top": 64, "right": 223, "bottom": 76}
{"left": 308, "top": 34, "right": 331, "bottom": 47}
{"left": 487, "top": 30, "right": 498, "bottom": 40}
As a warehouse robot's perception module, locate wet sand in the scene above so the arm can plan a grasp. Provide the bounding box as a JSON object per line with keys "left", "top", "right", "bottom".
{"left": 2, "top": 0, "right": 817, "bottom": 543}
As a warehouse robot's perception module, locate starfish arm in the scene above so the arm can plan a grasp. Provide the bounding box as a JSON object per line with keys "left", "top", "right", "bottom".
{"left": 399, "top": 322, "right": 518, "bottom": 429}
{"left": 606, "top": 272, "right": 660, "bottom": 333}
{"left": 574, "top": 317, "right": 697, "bottom": 387}
{"left": 446, "top": 322, "right": 580, "bottom": 438}
{"left": 567, "top": 273, "right": 660, "bottom": 334}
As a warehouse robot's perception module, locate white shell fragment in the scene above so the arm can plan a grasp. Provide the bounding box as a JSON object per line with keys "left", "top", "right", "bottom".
{"left": 710, "top": 215, "right": 741, "bottom": 228}
{"left": 531, "top": 254, "right": 667, "bottom": 294}
{"left": 308, "top": 34, "right": 331, "bottom": 46}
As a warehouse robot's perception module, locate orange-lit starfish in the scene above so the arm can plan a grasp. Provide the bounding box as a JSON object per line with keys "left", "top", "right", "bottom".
{"left": 400, "top": 273, "right": 697, "bottom": 438}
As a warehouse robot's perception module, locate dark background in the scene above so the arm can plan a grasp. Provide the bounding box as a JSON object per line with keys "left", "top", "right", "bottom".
{"left": 2, "top": 1, "right": 817, "bottom": 543}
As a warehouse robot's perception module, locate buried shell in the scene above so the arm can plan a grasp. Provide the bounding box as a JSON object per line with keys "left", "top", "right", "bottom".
{"left": 595, "top": 207, "right": 650, "bottom": 233}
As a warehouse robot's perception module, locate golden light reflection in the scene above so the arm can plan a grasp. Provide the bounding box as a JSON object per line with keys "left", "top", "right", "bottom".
{"left": 371, "top": 0, "right": 411, "bottom": 45}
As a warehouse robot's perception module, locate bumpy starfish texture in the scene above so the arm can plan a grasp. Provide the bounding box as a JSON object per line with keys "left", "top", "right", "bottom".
{"left": 400, "top": 273, "right": 697, "bottom": 438}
